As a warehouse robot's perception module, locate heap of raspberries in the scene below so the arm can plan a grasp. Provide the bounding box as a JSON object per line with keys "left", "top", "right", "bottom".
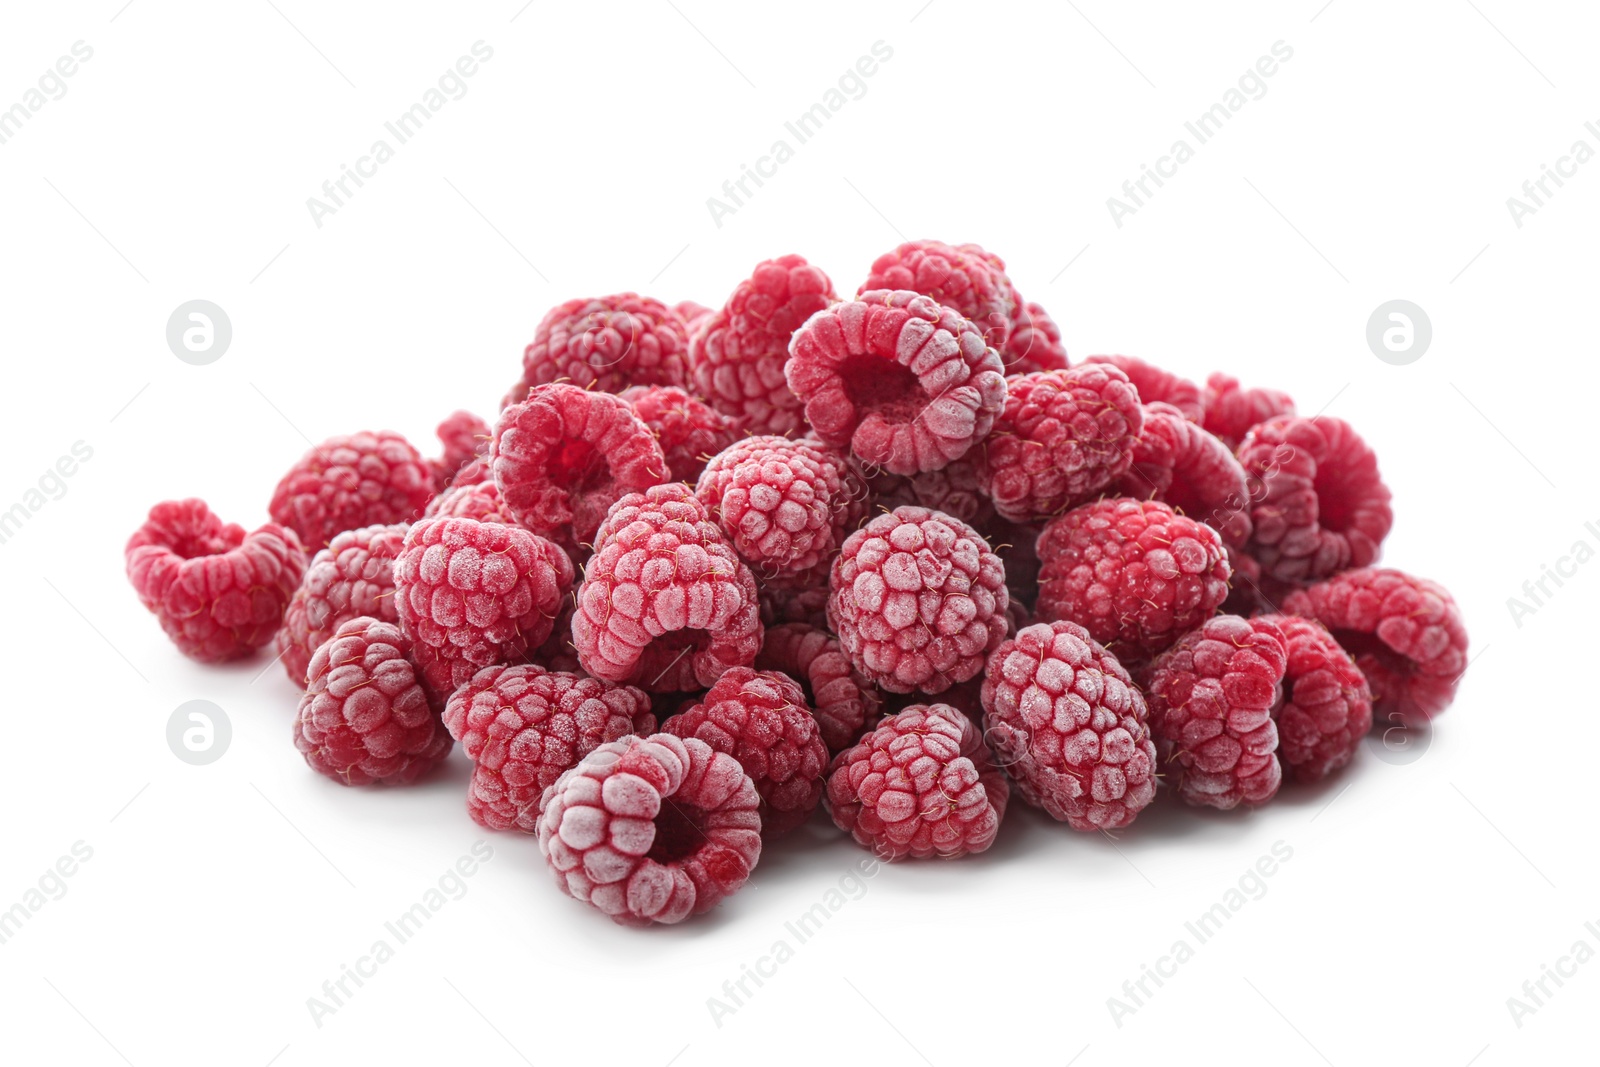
{"left": 125, "top": 238, "right": 1468, "bottom": 926}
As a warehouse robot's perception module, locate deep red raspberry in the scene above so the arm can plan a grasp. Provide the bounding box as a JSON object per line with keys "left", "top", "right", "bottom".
{"left": 430, "top": 410, "right": 490, "bottom": 491}
{"left": 619, "top": 385, "right": 737, "bottom": 485}
{"left": 537, "top": 733, "right": 762, "bottom": 925}
{"left": 981, "top": 620, "right": 1157, "bottom": 830}
{"left": 828, "top": 506, "right": 1009, "bottom": 694}
{"left": 443, "top": 664, "right": 654, "bottom": 832}
{"left": 1202, "top": 372, "right": 1296, "bottom": 451}
{"left": 858, "top": 240, "right": 1020, "bottom": 349}
{"left": 1084, "top": 354, "right": 1203, "bottom": 424}
{"left": 393, "top": 517, "right": 574, "bottom": 700}
{"left": 757, "top": 622, "right": 883, "bottom": 754}
{"left": 1116, "top": 402, "right": 1252, "bottom": 550}
{"left": 662, "top": 668, "right": 827, "bottom": 837}
{"left": 516, "top": 293, "right": 690, "bottom": 396}
{"left": 490, "top": 383, "right": 668, "bottom": 552}
{"left": 786, "top": 290, "right": 1007, "bottom": 476}
{"left": 759, "top": 582, "right": 831, "bottom": 630}
{"left": 986, "top": 517, "right": 1044, "bottom": 613}
{"left": 1144, "top": 614, "right": 1288, "bottom": 809}
{"left": 1254, "top": 613, "right": 1372, "bottom": 781}
{"left": 857, "top": 455, "right": 993, "bottom": 529}
{"left": 277, "top": 523, "right": 407, "bottom": 686}
{"left": 976, "top": 364, "right": 1144, "bottom": 523}
{"left": 695, "top": 436, "right": 860, "bottom": 586}
{"left": 1239, "top": 415, "right": 1393, "bottom": 583}
{"left": 293, "top": 617, "right": 452, "bottom": 785}
{"left": 825, "top": 703, "right": 1008, "bottom": 860}
{"left": 126, "top": 498, "right": 305, "bottom": 663}
{"left": 1036, "top": 497, "right": 1231, "bottom": 662}
{"left": 573, "top": 483, "right": 762, "bottom": 692}
{"left": 1283, "top": 568, "right": 1467, "bottom": 728}
{"left": 1002, "top": 301, "right": 1069, "bottom": 374}
{"left": 690, "top": 254, "right": 837, "bottom": 435}
{"left": 268, "top": 431, "right": 433, "bottom": 552}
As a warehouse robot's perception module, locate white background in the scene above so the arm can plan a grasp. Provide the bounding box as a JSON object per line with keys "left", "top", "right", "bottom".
{"left": 0, "top": 1, "right": 1592, "bottom": 1064}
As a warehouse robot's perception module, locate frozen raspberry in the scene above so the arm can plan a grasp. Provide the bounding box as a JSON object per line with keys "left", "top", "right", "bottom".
{"left": 1116, "top": 402, "right": 1252, "bottom": 550}
{"left": 444, "top": 665, "right": 654, "bottom": 831}
{"left": 1254, "top": 614, "right": 1372, "bottom": 781}
{"left": 425, "top": 479, "right": 521, "bottom": 527}
{"left": 759, "top": 583, "right": 831, "bottom": 630}
{"left": 537, "top": 733, "right": 762, "bottom": 925}
{"left": 757, "top": 623, "right": 883, "bottom": 754}
{"left": 691, "top": 254, "right": 837, "bottom": 435}
{"left": 1202, "top": 373, "right": 1296, "bottom": 451}
{"left": 976, "top": 364, "right": 1144, "bottom": 524}
{"left": 268, "top": 431, "right": 433, "bottom": 552}
{"left": 515, "top": 293, "right": 690, "bottom": 397}
{"left": 430, "top": 410, "right": 491, "bottom": 491}
{"left": 1239, "top": 415, "right": 1393, "bottom": 582}
{"left": 662, "top": 668, "right": 827, "bottom": 836}
{"left": 126, "top": 498, "right": 305, "bottom": 663}
{"left": 695, "top": 436, "right": 859, "bottom": 586}
{"left": 1144, "top": 614, "right": 1288, "bottom": 809}
{"left": 277, "top": 524, "right": 407, "bottom": 686}
{"left": 1002, "top": 301, "right": 1069, "bottom": 374}
{"left": 490, "top": 383, "right": 668, "bottom": 553}
{"left": 673, "top": 300, "right": 714, "bottom": 337}
{"left": 573, "top": 483, "right": 762, "bottom": 692}
{"left": 828, "top": 506, "right": 1009, "bottom": 694}
{"left": 859, "top": 240, "right": 1019, "bottom": 349}
{"left": 1283, "top": 568, "right": 1467, "bottom": 728}
{"left": 393, "top": 517, "right": 574, "bottom": 700}
{"left": 619, "top": 385, "right": 737, "bottom": 485}
{"left": 857, "top": 455, "right": 992, "bottom": 529}
{"left": 786, "top": 290, "right": 1007, "bottom": 476}
{"left": 1036, "top": 497, "right": 1231, "bottom": 662}
{"left": 1084, "top": 355, "right": 1203, "bottom": 424}
{"left": 981, "top": 620, "right": 1156, "bottom": 830}
{"left": 825, "top": 703, "right": 1008, "bottom": 860}
{"left": 293, "top": 617, "right": 452, "bottom": 785}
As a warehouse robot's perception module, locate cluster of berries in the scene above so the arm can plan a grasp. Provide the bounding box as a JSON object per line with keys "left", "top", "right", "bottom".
{"left": 125, "top": 239, "right": 1468, "bottom": 926}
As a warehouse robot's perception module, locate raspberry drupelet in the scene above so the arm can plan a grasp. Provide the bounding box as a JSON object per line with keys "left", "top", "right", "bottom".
{"left": 980, "top": 620, "right": 1157, "bottom": 831}
{"left": 756, "top": 622, "right": 883, "bottom": 755}
{"left": 858, "top": 239, "right": 1020, "bottom": 350}
{"left": 537, "top": 733, "right": 763, "bottom": 925}
{"left": 1083, "top": 354, "right": 1204, "bottom": 424}
{"left": 828, "top": 506, "right": 1010, "bottom": 695}
{"left": 125, "top": 498, "right": 305, "bottom": 663}
{"left": 572, "top": 483, "right": 763, "bottom": 693}
{"left": 786, "top": 290, "right": 1008, "bottom": 476}
{"left": 268, "top": 430, "right": 434, "bottom": 552}
{"left": 277, "top": 523, "right": 408, "bottom": 686}
{"left": 513, "top": 293, "right": 690, "bottom": 398}
{"left": 825, "top": 703, "right": 1009, "bottom": 860}
{"left": 619, "top": 384, "right": 737, "bottom": 486}
{"left": 1116, "top": 402, "right": 1253, "bottom": 550}
{"left": 1255, "top": 613, "right": 1373, "bottom": 781}
{"left": 1202, "top": 372, "right": 1296, "bottom": 451}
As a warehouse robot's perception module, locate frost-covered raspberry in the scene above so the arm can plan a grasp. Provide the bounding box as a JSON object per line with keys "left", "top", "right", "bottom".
{"left": 126, "top": 498, "right": 305, "bottom": 663}
{"left": 786, "top": 290, "right": 1007, "bottom": 476}
{"left": 825, "top": 703, "right": 1008, "bottom": 860}
{"left": 757, "top": 623, "right": 883, "bottom": 754}
{"left": 1084, "top": 354, "right": 1203, "bottom": 424}
{"left": 516, "top": 293, "right": 690, "bottom": 396}
{"left": 1239, "top": 415, "right": 1393, "bottom": 582}
{"left": 1037, "top": 497, "right": 1231, "bottom": 661}
{"left": 490, "top": 383, "right": 668, "bottom": 552}
{"left": 443, "top": 665, "right": 655, "bottom": 832}
{"left": 1002, "top": 301, "right": 1069, "bottom": 374}
{"left": 537, "top": 733, "right": 762, "bottom": 925}
{"left": 857, "top": 455, "right": 992, "bottom": 529}
{"left": 268, "top": 431, "right": 433, "bottom": 552}
{"left": 426, "top": 479, "right": 522, "bottom": 528}
{"left": 828, "top": 506, "right": 1009, "bottom": 694}
{"left": 981, "top": 620, "right": 1157, "bottom": 830}
{"left": 393, "top": 517, "right": 574, "bottom": 700}
{"left": 573, "top": 483, "right": 762, "bottom": 692}
{"left": 430, "top": 410, "right": 490, "bottom": 491}
{"left": 1116, "top": 402, "right": 1252, "bottom": 550}
{"left": 976, "top": 364, "right": 1144, "bottom": 524}
{"left": 619, "top": 385, "right": 737, "bottom": 485}
{"left": 662, "top": 668, "right": 827, "bottom": 836}
{"left": 695, "top": 436, "right": 859, "bottom": 586}
{"left": 690, "top": 254, "right": 837, "bottom": 435}
{"left": 293, "top": 617, "right": 452, "bottom": 785}
{"left": 1255, "top": 613, "right": 1372, "bottom": 781}
{"left": 859, "top": 240, "right": 1020, "bottom": 349}
{"left": 1144, "top": 614, "right": 1288, "bottom": 809}
{"left": 1202, "top": 372, "right": 1296, "bottom": 451}
{"left": 277, "top": 523, "right": 407, "bottom": 686}
{"left": 1283, "top": 568, "right": 1467, "bottom": 728}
